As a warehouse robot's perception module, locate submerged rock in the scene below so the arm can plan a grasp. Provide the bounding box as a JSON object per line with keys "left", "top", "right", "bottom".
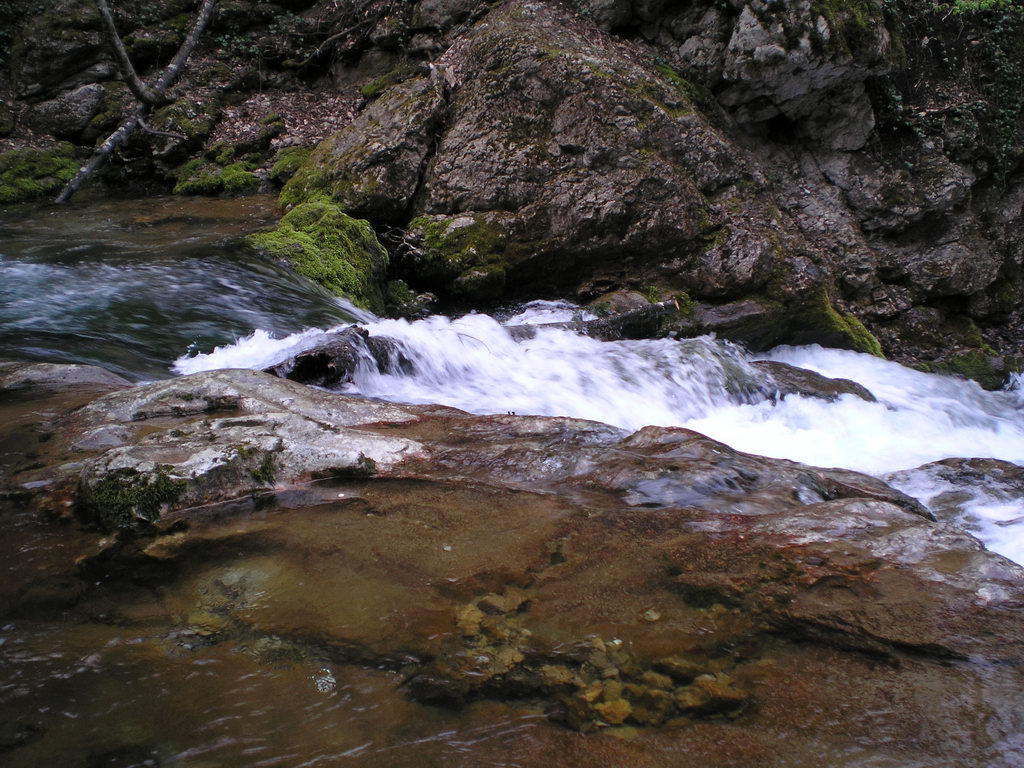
{"left": 0, "top": 361, "right": 130, "bottom": 394}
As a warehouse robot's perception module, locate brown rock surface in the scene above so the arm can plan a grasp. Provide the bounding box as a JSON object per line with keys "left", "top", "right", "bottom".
{"left": 1, "top": 367, "right": 1022, "bottom": 764}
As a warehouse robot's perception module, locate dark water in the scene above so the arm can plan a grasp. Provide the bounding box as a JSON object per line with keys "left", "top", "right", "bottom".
{"left": 0, "top": 195, "right": 366, "bottom": 380}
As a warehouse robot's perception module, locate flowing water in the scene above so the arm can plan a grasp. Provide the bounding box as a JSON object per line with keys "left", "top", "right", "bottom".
{"left": 0, "top": 195, "right": 369, "bottom": 380}
{"left": 176, "top": 303, "right": 1024, "bottom": 565}
{"left": 3, "top": 197, "right": 1024, "bottom": 766}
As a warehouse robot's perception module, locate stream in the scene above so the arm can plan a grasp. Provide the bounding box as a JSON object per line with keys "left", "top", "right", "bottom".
{"left": 2, "top": 196, "right": 1024, "bottom": 767}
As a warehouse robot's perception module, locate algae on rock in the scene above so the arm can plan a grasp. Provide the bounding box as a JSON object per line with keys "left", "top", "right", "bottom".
{"left": 0, "top": 143, "right": 79, "bottom": 204}
{"left": 247, "top": 201, "right": 389, "bottom": 312}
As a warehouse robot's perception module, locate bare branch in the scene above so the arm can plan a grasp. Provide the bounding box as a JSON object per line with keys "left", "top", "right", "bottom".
{"left": 55, "top": 0, "right": 218, "bottom": 203}
{"left": 137, "top": 118, "right": 186, "bottom": 140}
{"left": 55, "top": 111, "right": 142, "bottom": 204}
{"left": 154, "top": 0, "right": 218, "bottom": 93}
{"left": 96, "top": 0, "right": 173, "bottom": 106}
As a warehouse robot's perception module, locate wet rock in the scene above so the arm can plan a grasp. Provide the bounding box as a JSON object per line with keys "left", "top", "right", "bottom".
{"left": 0, "top": 361, "right": 131, "bottom": 394}
{"left": 247, "top": 201, "right": 390, "bottom": 312}
{"left": 6, "top": 366, "right": 1024, "bottom": 752}
{"left": 752, "top": 360, "right": 876, "bottom": 403}
{"left": 65, "top": 369, "right": 424, "bottom": 530}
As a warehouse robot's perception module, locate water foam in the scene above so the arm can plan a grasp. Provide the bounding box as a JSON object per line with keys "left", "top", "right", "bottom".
{"left": 172, "top": 303, "right": 1024, "bottom": 562}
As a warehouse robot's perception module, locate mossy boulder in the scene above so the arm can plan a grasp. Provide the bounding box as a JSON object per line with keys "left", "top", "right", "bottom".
{"left": 150, "top": 97, "right": 222, "bottom": 161}
{"left": 405, "top": 213, "right": 534, "bottom": 297}
{"left": 917, "top": 349, "right": 1022, "bottom": 391}
{"left": 789, "top": 291, "right": 884, "bottom": 357}
{"left": 172, "top": 160, "right": 260, "bottom": 196}
{"left": 0, "top": 143, "right": 79, "bottom": 204}
{"left": 83, "top": 81, "right": 131, "bottom": 143}
{"left": 280, "top": 76, "right": 447, "bottom": 223}
{"left": 76, "top": 466, "right": 187, "bottom": 531}
{"left": 247, "top": 201, "right": 389, "bottom": 312}
{"left": 268, "top": 146, "right": 312, "bottom": 185}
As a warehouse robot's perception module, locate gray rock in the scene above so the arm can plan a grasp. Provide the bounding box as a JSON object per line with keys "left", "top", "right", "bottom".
{"left": 719, "top": 0, "right": 896, "bottom": 149}
{"left": 583, "top": 0, "right": 632, "bottom": 29}
{"left": 0, "top": 361, "right": 131, "bottom": 393}
{"left": 752, "top": 360, "right": 877, "bottom": 403}
{"left": 414, "top": 0, "right": 482, "bottom": 29}
{"left": 282, "top": 76, "right": 447, "bottom": 224}
{"left": 71, "top": 369, "right": 424, "bottom": 530}
{"left": 23, "top": 83, "right": 104, "bottom": 138}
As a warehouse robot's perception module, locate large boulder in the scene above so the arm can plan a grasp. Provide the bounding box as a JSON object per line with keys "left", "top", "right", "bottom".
{"left": 719, "top": 0, "right": 898, "bottom": 150}
{"left": 284, "top": 0, "right": 864, "bottom": 352}
{"left": 280, "top": 75, "right": 448, "bottom": 223}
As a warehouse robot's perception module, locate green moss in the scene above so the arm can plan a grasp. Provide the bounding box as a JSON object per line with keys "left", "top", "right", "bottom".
{"left": 385, "top": 278, "right": 418, "bottom": 307}
{"left": 220, "top": 162, "right": 259, "bottom": 195}
{"left": 921, "top": 349, "right": 1004, "bottom": 390}
{"left": 410, "top": 215, "right": 506, "bottom": 283}
{"left": 247, "top": 201, "right": 389, "bottom": 311}
{"left": 269, "top": 147, "right": 312, "bottom": 185}
{"left": 80, "top": 467, "right": 186, "bottom": 530}
{"left": 795, "top": 291, "right": 885, "bottom": 357}
{"left": 360, "top": 60, "right": 420, "bottom": 99}
{"left": 151, "top": 98, "right": 221, "bottom": 146}
{"left": 674, "top": 292, "right": 696, "bottom": 319}
{"left": 172, "top": 158, "right": 224, "bottom": 195}
{"left": 0, "top": 143, "right": 78, "bottom": 204}
{"left": 249, "top": 452, "right": 276, "bottom": 486}
{"left": 654, "top": 64, "right": 711, "bottom": 106}
{"left": 87, "top": 82, "right": 130, "bottom": 138}
{"left": 810, "top": 0, "right": 889, "bottom": 60}
{"left": 172, "top": 159, "right": 259, "bottom": 196}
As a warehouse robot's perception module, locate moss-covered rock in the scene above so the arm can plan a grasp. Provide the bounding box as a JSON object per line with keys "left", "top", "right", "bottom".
{"left": 76, "top": 466, "right": 187, "bottom": 531}
{"left": 268, "top": 146, "right": 312, "bottom": 185}
{"left": 790, "top": 291, "right": 884, "bottom": 357}
{"left": 0, "top": 143, "right": 79, "bottom": 204}
{"left": 917, "top": 348, "right": 1022, "bottom": 391}
{"left": 280, "top": 76, "right": 447, "bottom": 222}
{"left": 220, "top": 162, "right": 260, "bottom": 195}
{"left": 84, "top": 81, "right": 131, "bottom": 143}
{"left": 172, "top": 159, "right": 259, "bottom": 196}
{"left": 150, "top": 97, "right": 222, "bottom": 159}
{"left": 359, "top": 59, "right": 422, "bottom": 100}
{"left": 247, "top": 201, "right": 389, "bottom": 312}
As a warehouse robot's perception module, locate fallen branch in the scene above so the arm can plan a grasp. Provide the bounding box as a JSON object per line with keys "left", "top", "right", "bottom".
{"left": 55, "top": 0, "right": 218, "bottom": 203}
{"left": 137, "top": 118, "right": 187, "bottom": 140}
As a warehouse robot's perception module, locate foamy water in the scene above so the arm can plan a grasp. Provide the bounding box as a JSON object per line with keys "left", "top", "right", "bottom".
{"left": 174, "top": 301, "right": 1024, "bottom": 563}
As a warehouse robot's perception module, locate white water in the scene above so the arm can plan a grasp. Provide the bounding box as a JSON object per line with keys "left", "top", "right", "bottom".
{"left": 174, "top": 301, "right": 1024, "bottom": 563}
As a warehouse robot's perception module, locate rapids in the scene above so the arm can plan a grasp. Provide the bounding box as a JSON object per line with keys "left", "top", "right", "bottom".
{"left": 2, "top": 197, "right": 1022, "bottom": 562}
{"left": 176, "top": 302, "right": 1024, "bottom": 565}
{"left": 3, "top": 196, "right": 1024, "bottom": 768}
